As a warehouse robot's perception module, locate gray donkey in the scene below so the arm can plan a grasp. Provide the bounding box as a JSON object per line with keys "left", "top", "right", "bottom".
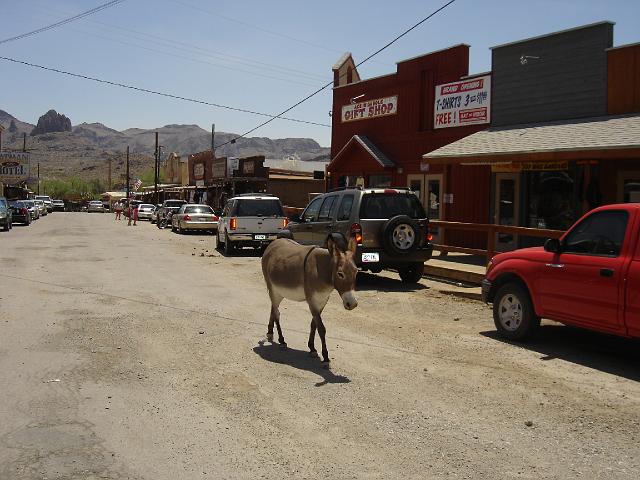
{"left": 261, "top": 234, "right": 358, "bottom": 364}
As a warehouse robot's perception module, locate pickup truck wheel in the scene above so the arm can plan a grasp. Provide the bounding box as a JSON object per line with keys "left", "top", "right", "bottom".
{"left": 493, "top": 283, "right": 540, "bottom": 341}
{"left": 398, "top": 262, "right": 424, "bottom": 283}
{"left": 224, "top": 234, "right": 234, "bottom": 256}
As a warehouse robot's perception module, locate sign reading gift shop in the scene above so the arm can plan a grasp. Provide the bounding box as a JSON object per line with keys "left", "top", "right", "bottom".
{"left": 0, "top": 152, "right": 30, "bottom": 183}
{"left": 341, "top": 95, "right": 398, "bottom": 123}
{"left": 434, "top": 75, "right": 491, "bottom": 129}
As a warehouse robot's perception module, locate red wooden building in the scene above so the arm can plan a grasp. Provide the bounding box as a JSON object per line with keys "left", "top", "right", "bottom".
{"left": 328, "top": 45, "right": 491, "bottom": 245}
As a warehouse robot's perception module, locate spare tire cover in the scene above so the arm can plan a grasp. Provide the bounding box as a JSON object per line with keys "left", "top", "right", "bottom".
{"left": 381, "top": 215, "right": 420, "bottom": 255}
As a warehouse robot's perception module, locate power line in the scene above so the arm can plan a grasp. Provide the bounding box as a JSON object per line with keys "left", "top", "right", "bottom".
{"left": 0, "top": 0, "right": 127, "bottom": 45}
{"left": 0, "top": 55, "right": 331, "bottom": 128}
{"left": 213, "top": 0, "right": 457, "bottom": 150}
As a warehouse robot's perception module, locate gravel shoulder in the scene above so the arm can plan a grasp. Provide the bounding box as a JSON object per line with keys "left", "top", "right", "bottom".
{"left": 1, "top": 213, "right": 639, "bottom": 479}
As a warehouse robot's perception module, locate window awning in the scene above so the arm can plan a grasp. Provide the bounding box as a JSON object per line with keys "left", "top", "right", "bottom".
{"left": 422, "top": 113, "right": 640, "bottom": 165}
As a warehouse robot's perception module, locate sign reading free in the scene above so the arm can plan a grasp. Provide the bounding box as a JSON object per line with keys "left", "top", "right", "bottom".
{"left": 341, "top": 95, "right": 398, "bottom": 123}
{"left": 434, "top": 75, "right": 491, "bottom": 129}
{"left": 0, "top": 152, "right": 30, "bottom": 183}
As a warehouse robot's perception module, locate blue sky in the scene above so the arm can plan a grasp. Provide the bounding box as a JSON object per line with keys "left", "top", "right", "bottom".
{"left": 1, "top": 0, "right": 639, "bottom": 147}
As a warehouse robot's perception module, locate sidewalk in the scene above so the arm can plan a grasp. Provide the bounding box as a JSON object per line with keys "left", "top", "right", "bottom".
{"left": 423, "top": 252, "right": 486, "bottom": 300}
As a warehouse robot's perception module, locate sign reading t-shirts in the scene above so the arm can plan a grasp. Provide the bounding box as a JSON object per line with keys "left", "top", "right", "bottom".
{"left": 434, "top": 75, "right": 491, "bottom": 129}
{"left": 342, "top": 95, "right": 398, "bottom": 123}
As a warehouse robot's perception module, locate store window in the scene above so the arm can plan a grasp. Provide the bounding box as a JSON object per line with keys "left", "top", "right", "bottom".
{"left": 368, "top": 174, "right": 392, "bottom": 188}
{"left": 526, "top": 170, "right": 577, "bottom": 231}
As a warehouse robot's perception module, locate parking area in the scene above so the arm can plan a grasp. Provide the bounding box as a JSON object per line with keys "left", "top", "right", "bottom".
{"left": 1, "top": 213, "right": 639, "bottom": 479}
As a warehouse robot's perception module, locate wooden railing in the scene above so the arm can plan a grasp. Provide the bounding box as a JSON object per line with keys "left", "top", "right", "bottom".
{"left": 429, "top": 220, "right": 564, "bottom": 260}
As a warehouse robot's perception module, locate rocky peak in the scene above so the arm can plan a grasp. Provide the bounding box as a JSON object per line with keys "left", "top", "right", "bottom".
{"left": 31, "top": 109, "right": 72, "bottom": 136}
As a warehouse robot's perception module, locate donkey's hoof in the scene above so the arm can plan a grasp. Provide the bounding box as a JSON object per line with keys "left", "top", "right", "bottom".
{"left": 309, "top": 351, "right": 319, "bottom": 358}
{"left": 321, "top": 360, "right": 330, "bottom": 369}
{"left": 266, "top": 333, "right": 274, "bottom": 343}
{"left": 279, "top": 342, "right": 288, "bottom": 350}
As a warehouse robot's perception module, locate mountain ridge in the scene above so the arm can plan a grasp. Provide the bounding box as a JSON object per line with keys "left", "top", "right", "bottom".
{"left": 0, "top": 109, "right": 330, "bottom": 182}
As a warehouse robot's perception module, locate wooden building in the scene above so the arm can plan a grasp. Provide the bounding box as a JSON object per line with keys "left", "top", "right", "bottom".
{"left": 328, "top": 46, "right": 491, "bottom": 245}
{"left": 423, "top": 23, "right": 640, "bottom": 252}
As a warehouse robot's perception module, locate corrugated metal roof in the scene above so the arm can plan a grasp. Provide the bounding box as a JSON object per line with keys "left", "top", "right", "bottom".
{"left": 423, "top": 114, "right": 640, "bottom": 160}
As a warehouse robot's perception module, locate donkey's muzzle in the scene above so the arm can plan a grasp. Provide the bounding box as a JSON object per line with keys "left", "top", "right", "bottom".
{"left": 341, "top": 291, "right": 358, "bottom": 310}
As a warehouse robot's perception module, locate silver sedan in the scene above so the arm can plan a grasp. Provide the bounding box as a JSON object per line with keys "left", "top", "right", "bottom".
{"left": 171, "top": 204, "right": 219, "bottom": 234}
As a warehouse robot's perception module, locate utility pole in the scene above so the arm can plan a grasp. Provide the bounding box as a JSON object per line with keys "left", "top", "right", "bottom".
{"left": 108, "top": 157, "right": 112, "bottom": 191}
{"left": 211, "top": 123, "right": 215, "bottom": 153}
{"left": 154, "top": 131, "right": 159, "bottom": 205}
{"left": 37, "top": 163, "right": 40, "bottom": 195}
{"left": 126, "top": 146, "right": 130, "bottom": 204}
{"left": 23, "top": 132, "right": 26, "bottom": 152}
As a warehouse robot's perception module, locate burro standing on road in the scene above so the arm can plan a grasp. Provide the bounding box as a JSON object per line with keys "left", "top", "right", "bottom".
{"left": 261, "top": 234, "right": 358, "bottom": 365}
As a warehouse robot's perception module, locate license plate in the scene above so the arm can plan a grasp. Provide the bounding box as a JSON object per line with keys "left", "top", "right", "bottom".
{"left": 197, "top": 217, "right": 206, "bottom": 221}
{"left": 362, "top": 252, "right": 379, "bottom": 263}
{"left": 254, "top": 234, "right": 267, "bottom": 240}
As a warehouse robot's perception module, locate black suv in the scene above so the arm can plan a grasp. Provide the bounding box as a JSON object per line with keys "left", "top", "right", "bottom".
{"left": 282, "top": 187, "right": 433, "bottom": 283}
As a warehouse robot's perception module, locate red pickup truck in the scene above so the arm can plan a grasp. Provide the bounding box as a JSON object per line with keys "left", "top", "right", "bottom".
{"left": 483, "top": 204, "right": 640, "bottom": 341}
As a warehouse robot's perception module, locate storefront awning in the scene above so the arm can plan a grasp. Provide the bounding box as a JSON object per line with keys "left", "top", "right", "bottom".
{"left": 422, "top": 113, "right": 640, "bottom": 165}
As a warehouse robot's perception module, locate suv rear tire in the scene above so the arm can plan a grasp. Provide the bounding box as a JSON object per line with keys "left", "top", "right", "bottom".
{"left": 381, "top": 215, "right": 420, "bottom": 255}
{"left": 398, "top": 262, "right": 424, "bottom": 283}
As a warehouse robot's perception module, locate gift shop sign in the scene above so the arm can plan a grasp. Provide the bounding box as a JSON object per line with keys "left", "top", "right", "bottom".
{"left": 434, "top": 75, "right": 491, "bottom": 129}
{"left": 341, "top": 95, "right": 398, "bottom": 123}
{"left": 0, "top": 152, "right": 30, "bottom": 183}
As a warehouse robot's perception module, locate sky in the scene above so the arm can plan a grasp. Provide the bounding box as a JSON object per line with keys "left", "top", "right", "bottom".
{"left": 1, "top": 0, "right": 639, "bottom": 148}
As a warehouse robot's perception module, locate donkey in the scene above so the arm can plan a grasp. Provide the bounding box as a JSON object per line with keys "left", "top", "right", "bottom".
{"left": 261, "top": 233, "right": 358, "bottom": 364}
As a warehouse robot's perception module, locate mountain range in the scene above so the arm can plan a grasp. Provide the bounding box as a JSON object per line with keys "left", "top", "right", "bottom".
{"left": 0, "top": 109, "right": 330, "bottom": 183}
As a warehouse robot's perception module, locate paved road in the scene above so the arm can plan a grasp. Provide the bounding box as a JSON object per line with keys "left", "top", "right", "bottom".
{"left": 1, "top": 213, "right": 639, "bottom": 479}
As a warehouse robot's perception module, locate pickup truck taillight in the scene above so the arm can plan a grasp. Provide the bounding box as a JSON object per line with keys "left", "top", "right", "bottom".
{"left": 212, "top": 215, "right": 219, "bottom": 221}
{"left": 21, "top": 208, "right": 29, "bottom": 215}
{"left": 230, "top": 217, "right": 237, "bottom": 230}
{"left": 351, "top": 223, "right": 363, "bottom": 245}
{"left": 184, "top": 215, "right": 192, "bottom": 221}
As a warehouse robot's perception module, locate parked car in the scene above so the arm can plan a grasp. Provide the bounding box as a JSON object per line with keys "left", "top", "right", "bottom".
{"left": 35, "top": 195, "right": 53, "bottom": 213}
{"left": 217, "top": 194, "right": 288, "bottom": 255}
{"left": 483, "top": 204, "right": 640, "bottom": 341}
{"left": 87, "top": 200, "right": 105, "bottom": 213}
{"left": 136, "top": 203, "right": 156, "bottom": 221}
{"left": 282, "top": 187, "right": 433, "bottom": 283}
{"left": 22, "top": 200, "right": 40, "bottom": 220}
{"left": 156, "top": 199, "right": 187, "bottom": 228}
{"left": 0, "top": 197, "right": 13, "bottom": 231}
{"left": 34, "top": 199, "right": 48, "bottom": 216}
{"left": 8, "top": 200, "right": 31, "bottom": 225}
{"left": 52, "top": 199, "right": 65, "bottom": 212}
{"left": 150, "top": 204, "right": 162, "bottom": 224}
{"left": 171, "top": 204, "right": 219, "bottom": 234}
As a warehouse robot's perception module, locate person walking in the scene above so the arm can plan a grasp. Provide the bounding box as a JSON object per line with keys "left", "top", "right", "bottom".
{"left": 114, "top": 202, "right": 123, "bottom": 220}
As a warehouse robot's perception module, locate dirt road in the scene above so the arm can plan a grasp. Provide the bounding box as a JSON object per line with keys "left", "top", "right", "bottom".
{"left": 1, "top": 213, "right": 639, "bottom": 479}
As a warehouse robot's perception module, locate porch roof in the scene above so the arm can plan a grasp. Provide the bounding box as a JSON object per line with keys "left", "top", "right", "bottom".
{"left": 422, "top": 113, "right": 640, "bottom": 165}
{"left": 328, "top": 134, "right": 395, "bottom": 171}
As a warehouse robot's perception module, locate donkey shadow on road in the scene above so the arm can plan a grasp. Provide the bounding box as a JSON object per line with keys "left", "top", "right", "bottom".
{"left": 355, "top": 271, "right": 428, "bottom": 292}
{"left": 253, "top": 341, "right": 351, "bottom": 387}
{"left": 481, "top": 325, "right": 640, "bottom": 382}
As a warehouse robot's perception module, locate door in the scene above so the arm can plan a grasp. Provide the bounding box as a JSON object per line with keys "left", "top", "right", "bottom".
{"left": 494, "top": 173, "right": 520, "bottom": 251}
{"left": 618, "top": 171, "right": 640, "bottom": 203}
{"left": 537, "top": 209, "right": 629, "bottom": 333}
{"left": 312, "top": 195, "right": 340, "bottom": 244}
{"left": 407, "top": 174, "right": 442, "bottom": 243}
{"left": 290, "top": 196, "right": 323, "bottom": 244}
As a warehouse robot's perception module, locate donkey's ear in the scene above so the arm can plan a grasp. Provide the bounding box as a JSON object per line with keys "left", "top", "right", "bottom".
{"left": 348, "top": 235, "right": 357, "bottom": 254}
{"left": 326, "top": 235, "right": 336, "bottom": 256}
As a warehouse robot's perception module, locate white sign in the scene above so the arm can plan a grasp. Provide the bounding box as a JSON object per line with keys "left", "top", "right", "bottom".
{"left": 0, "top": 152, "right": 30, "bottom": 183}
{"left": 434, "top": 75, "right": 491, "bottom": 129}
{"left": 341, "top": 95, "right": 398, "bottom": 123}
